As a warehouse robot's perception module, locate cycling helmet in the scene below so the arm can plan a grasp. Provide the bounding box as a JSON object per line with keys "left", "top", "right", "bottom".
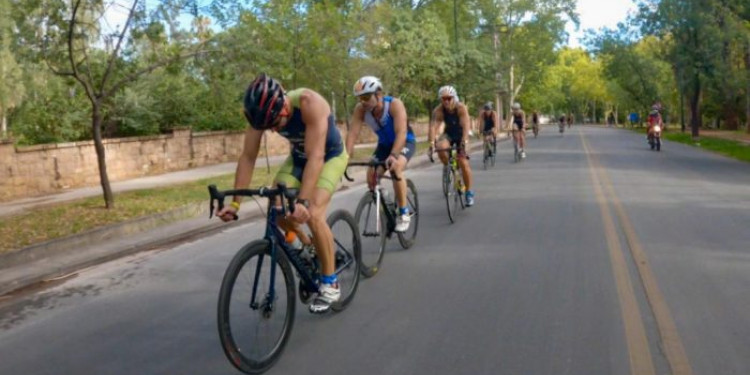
{"left": 353, "top": 76, "right": 383, "bottom": 96}
{"left": 438, "top": 85, "right": 458, "bottom": 99}
{"left": 484, "top": 102, "right": 493, "bottom": 110}
{"left": 243, "top": 74, "right": 286, "bottom": 130}
{"left": 512, "top": 102, "right": 521, "bottom": 110}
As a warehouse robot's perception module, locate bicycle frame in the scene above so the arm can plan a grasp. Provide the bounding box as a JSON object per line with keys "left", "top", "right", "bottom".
{"left": 208, "top": 184, "right": 355, "bottom": 310}
{"left": 346, "top": 162, "right": 401, "bottom": 238}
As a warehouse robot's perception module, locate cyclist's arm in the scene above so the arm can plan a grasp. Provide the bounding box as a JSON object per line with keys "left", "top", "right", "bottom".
{"left": 299, "top": 90, "right": 328, "bottom": 202}
{"left": 493, "top": 111, "right": 499, "bottom": 136}
{"left": 346, "top": 104, "right": 364, "bottom": 157}
{"left": 429, "top": 107, "right": 442, "bottom": 146}
{"left": 232, "top": 127, "right": 264, "bottom": 205}
{"left": 459, "top": 104, "right": 471, "bottom": 147}
{"left": 389, "top": 98, "right": 408, "bottom": 156}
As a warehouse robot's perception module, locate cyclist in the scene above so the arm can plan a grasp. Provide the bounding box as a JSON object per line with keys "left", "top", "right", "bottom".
{"left": 429, "top": 85, "right": 475, "bottom": 206}
{"left": 346, "top": 76, "right": 416, "bottom": 232}
{"left": 216, "top": 73, "right": 348, "bottom": 314}
{"left": 511, "top": 102, "right": 527, "bottom": 158}
{"left": 646, "top": 103, "right": 663, "bottom": 141}
{"left": 531, "top": 110, "right": 540, "bottom": 136}
{"left": 477, "top": 102, "right": 499, "bottom": 156}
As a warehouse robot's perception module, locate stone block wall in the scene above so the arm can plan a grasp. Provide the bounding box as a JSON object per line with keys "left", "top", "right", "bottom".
{"left": 0, "top": 122, "right": 429, "bottom": 202}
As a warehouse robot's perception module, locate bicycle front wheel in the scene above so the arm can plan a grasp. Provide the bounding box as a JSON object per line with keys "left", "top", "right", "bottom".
{"left": 445, "top": 167, "right": 458, "bottom": 223}
{"left": 217, "top": 240, "right": 296, "bottom": 374}
{"left": 354, "top": 192, "right": 386, "bottom": 278}
{"left": 397, "top": 179, "right": 419, "bottom": 249}
{"left": 328, "top": 209, "right": 361, "bottom": 312}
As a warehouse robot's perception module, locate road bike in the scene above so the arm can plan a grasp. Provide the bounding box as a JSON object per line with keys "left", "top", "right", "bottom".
{"left": 345, "top": 160, "right": 419, "bottom": 278}
{"left": 430, "top": 145, "right": 465, "bottom": 223}
{"left": 210, "top": 183, "right": 361, "bottom": 374}
{"left": 482, "top": 133, "right": 497, "bottom": 170}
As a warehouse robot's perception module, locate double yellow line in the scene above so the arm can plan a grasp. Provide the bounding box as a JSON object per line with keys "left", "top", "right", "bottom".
{"left": 580, "top": 131, "right": 694, "bottom": 375}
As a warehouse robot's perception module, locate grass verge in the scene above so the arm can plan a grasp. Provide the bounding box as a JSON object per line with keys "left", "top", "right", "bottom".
{"left": 0, "top": 142, "right": 431, "bottom": 254}
{"left": 662, "top": 132, "right": 750, "bottom": 162}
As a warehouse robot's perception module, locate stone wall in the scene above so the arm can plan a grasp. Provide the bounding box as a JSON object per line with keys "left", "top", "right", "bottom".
{"left": 0, "top": 122, "right": 429, "bottom": 202}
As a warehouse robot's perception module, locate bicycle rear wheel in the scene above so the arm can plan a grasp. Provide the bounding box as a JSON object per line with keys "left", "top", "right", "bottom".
{"left": 397, "top": 179, "right": 419, "bottom": 249}
{"left": 217, "top": 240, "right": 295, "bottom": 374}
{"left": 328, "top": 209, "right": 361, "bottom": 312}
{"left": 353, "top": 192, "right": 386, "bottom": 278}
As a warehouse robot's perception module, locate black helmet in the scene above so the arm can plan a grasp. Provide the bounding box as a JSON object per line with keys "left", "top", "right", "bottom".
{"left": 243, "top": 74, "right": 286, "bottom": 130}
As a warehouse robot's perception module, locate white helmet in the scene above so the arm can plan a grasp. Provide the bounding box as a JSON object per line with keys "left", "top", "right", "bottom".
{"left": 512, "top": 102, "right": 521, "bottom": 110}
{"left": 353, "top": 76, "right": 382, "bottom": 96}
{"left": 438, "top": 85, "right": 458, "bottom": 99}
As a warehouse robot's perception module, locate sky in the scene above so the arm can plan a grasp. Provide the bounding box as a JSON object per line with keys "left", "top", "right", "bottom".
{"left": 566, "top": 0, "right": 637, "bottom": 47}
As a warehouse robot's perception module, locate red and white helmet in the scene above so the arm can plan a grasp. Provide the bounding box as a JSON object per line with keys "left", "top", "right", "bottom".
{"left": 353, "top": 76, "right": 383, "bottom": 96}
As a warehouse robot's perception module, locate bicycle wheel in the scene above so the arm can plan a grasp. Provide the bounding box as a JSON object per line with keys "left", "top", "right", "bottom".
{"left": 217, "top": 240, "right": 295, "bottom": 374}
{"left": 455, "top": 172, "right": 466, "bottom": 210}
{"left": 483, "top": 144, "right": 489, "bottom": 170}
{"left": 442, "top": 164, "right": 451, "bottom": 196}
{"left": 445, "top": 168, "right": 458, "bottom": 223}
{"left": 397, "top": 178, "right": 419, "bottom": 249}
{"left": 491, "top": 141, "right": 497, "bottom": 167}
{"left": 513, "top": 141, "right": 520, "bottom": 163}
{"left": 328, "top": 209, "right": 361, "bottom": 312}
{"left": 353, "top": 192, "right": 386, "bottom": 278}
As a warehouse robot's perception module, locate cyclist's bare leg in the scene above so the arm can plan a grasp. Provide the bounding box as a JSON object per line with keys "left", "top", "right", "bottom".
{"left": 436, "top": 138, "right": 451, "bottom": 165}
{"left": 458, "top": 156, "right": 473, "bottom": 191}
{"left": 519, "top": 130, "right": 526, "bottom": 149}
{"left": 390, "top": 156, "right": 408, "bottom": 208}
{"left": 307, "top": 187, "right": 335, "bottom": 276}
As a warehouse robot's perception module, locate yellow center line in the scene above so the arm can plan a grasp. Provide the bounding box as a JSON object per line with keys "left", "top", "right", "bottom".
{"left": 580, "top": 132, "right": 656, "bottom": 375}
{"left": 596, "top": 157, "right": 695, "bottom": 375}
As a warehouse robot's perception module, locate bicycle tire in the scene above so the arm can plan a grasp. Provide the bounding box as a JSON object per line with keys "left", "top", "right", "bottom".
{"left": 445, "top": 169, "right": 458, "bottom": 223}
{"left": 397, "top": 179, "right": 419, "bottom": 249}
{"left": 217, "top": 239, "right": 296, "bottom": 374}
{"left": 456, "top": 172, "right": 466, "bottom": 210}
{"left": 483, "top": 144, "right": 489, "bottom": 170}
{"left": 328, "top": 209, "right": 361, "bottom": 312}
{"left": 442, "top": 164, "right": 451, "bottom": 196}
{"left": 353, "top": 192, "right": 386, "bottom": 278}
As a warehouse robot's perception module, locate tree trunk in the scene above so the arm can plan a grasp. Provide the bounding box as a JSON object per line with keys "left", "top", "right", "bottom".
{"left": 690, "top": 74, "right": 702, "bottom": 139}
{"left": 92, "top": 104, "right": 114, "bottom": 208}
{"left": 746, "top": 42, "right": 750, "bottom": 133}
{"left": 1, "top": 112, "right": 6, "bottom": 139}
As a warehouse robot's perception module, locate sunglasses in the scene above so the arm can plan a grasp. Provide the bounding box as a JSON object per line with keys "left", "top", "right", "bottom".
{"left": 358, "top": 93, "right": 374, "bottom": 102}
{"left": 441, "top": 96, "right": 453, "bottom": 102}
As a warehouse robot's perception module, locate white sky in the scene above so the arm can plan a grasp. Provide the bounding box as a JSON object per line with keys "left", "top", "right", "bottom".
{"left": 566, "top": 0, "right": 637, "bottom": 47}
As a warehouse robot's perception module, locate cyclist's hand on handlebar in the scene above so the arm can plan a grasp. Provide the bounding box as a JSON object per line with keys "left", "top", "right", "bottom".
{"left": 216, "top": 206, "right": 238, "bottom": 222}
{"left": 287, "top": 202, "right": 311, "bottom": 224}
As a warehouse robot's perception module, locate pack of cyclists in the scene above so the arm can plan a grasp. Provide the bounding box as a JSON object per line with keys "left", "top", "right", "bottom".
{"left": 217, "top": 72, "right": 660, "bottom": 316}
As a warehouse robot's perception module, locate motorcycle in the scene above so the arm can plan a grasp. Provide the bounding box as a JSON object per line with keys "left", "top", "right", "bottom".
{"left": 648, "top": 125, "right": 662, "bottom": 151}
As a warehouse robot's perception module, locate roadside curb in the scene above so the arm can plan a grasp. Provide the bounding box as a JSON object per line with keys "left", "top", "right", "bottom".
{"left": 0, "top": 139, "right": 490, "bottom": 297}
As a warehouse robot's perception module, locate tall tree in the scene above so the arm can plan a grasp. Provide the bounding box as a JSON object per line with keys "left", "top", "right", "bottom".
{"left": 38, "top": 0, "right": 209, "bottom": 208}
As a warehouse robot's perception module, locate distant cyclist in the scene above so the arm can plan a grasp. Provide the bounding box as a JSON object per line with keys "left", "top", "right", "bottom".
{"left": 429, "top": 85, "right": 475, "bottom": 206}
{"left": 531, "top": 110, "right": 540, "bottom": 137}
{"left": 346, "top": 76, "right": 416, "bottom": 232}
{"left": 511, "top": 102, "right": 527, "bottom": 158}
{"left": 477, "top": 101, "right": 499, "bottom": 156}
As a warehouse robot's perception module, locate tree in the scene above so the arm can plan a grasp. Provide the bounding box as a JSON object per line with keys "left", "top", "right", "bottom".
{"left": 0, "top": 0, "right": 25, "bottom": 138}
{"left": 38, "top": 0, "right": 209, "bottom": 208}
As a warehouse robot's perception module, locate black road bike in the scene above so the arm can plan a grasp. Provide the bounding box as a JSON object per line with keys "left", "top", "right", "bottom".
{"left": 210, "top": 183, "right": 361, "bottom": 374}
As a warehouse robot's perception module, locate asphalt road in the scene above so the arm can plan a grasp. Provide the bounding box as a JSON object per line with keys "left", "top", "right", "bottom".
{"left": 1, "top": 126, "right": 748, "bottom": 375}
